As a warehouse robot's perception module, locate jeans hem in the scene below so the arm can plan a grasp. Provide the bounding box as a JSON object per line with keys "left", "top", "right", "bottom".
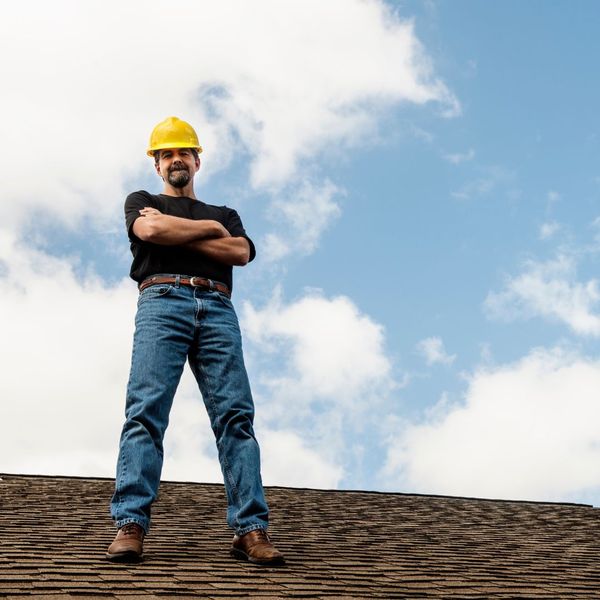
{"left": 115, "top": 517, "right": 149, "bottom": 534}
{"left": 236, "top": 523, "right": 267, "bottom": 537}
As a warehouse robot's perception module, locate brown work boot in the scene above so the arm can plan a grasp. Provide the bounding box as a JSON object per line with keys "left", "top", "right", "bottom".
{"left": 106, "top": 523, "right": 145, "bottom": 562}
{"left": 231, "top": 529, "right": 285, "bottom": 565}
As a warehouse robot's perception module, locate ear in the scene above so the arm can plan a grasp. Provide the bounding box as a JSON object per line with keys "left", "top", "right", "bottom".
{"left": 154, "top": 160, "right": 164, "bottom": 180}
{"left": 195, "top": 156, "right": 201, "bottom": 173}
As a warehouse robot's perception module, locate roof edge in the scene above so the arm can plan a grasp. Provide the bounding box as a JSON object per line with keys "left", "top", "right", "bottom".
{"left": 0, "top": 471, "right": 594, "bottom": 509}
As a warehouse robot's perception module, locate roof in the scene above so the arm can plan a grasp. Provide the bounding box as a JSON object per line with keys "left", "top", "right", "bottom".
{"left": 1, "top": 473, "right": 600, "bottom": 599}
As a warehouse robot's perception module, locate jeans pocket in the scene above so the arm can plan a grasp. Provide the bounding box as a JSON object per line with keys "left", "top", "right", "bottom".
{"left": 137, "top": 284, "right": 174, "bottom": 305}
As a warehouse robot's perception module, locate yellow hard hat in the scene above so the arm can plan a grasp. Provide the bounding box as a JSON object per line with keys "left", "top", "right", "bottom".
{"left": 146, "top": 116, "right": 203, "bottom": 157}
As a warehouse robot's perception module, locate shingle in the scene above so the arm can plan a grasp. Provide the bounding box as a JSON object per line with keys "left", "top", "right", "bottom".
{"left": 1, "top": 473, "right": 600, "bottom": 598}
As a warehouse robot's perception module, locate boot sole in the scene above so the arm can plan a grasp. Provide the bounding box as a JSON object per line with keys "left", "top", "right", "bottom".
{"left": 230, "top": 547, "right": 285, "bottom": 566}
{"left": 105, "top": 550, "right": 143, "bottom": 563}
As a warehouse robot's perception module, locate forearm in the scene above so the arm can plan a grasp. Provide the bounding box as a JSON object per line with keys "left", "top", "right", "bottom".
{"left": 134, "top": 213, "right": 229, "bottom": 245}
{"left": 185, "top": 237, "right": 251, "bottom": 266}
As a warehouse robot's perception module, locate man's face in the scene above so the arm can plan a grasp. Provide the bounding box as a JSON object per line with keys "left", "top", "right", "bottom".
{"left": 155, "top": 148, "right": 200, "bottom": 188}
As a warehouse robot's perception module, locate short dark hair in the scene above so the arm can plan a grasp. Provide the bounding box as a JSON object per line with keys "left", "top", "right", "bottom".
{"left": 154, "top": 148, "right": 199, "bottom": 165}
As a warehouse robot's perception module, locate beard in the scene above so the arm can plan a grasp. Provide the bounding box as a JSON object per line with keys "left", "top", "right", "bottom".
{"left": 167, "top": 164, "right": 191, "bottom": 188}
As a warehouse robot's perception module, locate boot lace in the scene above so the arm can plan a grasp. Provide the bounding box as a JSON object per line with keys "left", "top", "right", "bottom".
{"left": 121, "top": 523, "right": 142, "bottom": 536}
{"left": 253, "top": 529, "right": 270, "bottom": 543}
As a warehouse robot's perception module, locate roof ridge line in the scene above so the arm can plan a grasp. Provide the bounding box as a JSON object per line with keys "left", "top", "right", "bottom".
{"left": 0, "top": 472, "right": 594, "bottom": 509}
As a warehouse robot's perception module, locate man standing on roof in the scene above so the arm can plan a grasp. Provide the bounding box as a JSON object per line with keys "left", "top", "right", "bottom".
{"left": 107, "top": 116, "right": 283, "bottom": 566}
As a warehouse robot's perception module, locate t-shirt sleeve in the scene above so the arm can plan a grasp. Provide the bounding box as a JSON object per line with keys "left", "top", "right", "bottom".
{"left": 124, "top": 191, "right": 156, "bottom": 242}
{"left": 226, "top": 208, "right": 256, "bottom": 262}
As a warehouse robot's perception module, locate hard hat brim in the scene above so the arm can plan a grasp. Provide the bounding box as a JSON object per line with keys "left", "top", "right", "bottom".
{"left": 147, "top": 144, "right": 203, "bottom": 157}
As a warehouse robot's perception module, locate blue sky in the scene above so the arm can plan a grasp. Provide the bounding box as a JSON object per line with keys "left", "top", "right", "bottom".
{"left": 2, "top": 1, "right": 600, "bottom": 506}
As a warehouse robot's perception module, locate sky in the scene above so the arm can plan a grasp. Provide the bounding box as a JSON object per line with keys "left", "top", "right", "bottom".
{"left": 2, "top": 0, "right": 600, "bottom": 507}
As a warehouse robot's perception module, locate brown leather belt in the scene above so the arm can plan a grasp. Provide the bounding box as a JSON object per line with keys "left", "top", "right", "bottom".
{"left": 139, "top": 275, "right": 231, "bottom": 298}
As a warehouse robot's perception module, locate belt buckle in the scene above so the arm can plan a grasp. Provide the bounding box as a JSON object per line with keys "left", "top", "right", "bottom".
{"left": 189, "top": 277, "right": 214, "bottom": 290}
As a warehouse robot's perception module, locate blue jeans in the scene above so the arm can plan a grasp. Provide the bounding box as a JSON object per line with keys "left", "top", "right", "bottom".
{"left": 110, "top": 280, "right": 269, "bottom": 535}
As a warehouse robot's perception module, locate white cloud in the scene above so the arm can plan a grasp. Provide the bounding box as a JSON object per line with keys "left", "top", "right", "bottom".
{"left": 260, "top": 430, "right": 343, "bottom": 488}
{"left": 443, "top": 148, "right": 475, "bottom": 164}
{"left": 242, "top": 288, "right": 396, "bottom": 472}
{"left": 409, "top": 125, "right": 435, "bottom": 143}
{"left": 416, "top": 336, "right": 456, "bottom": 366}
{"left": 450, "top": 166, "right": 514, "bottom": 201}
{"left": 0, "top": 233, "right": 135, "bottom": 476}
{"left": 589, "top": 216, "right": 600, "bottom": 247}
{"left": 261, "top": 180, "right": 342, "bottom": 261}
{"left": 261, "top": 234, "right": 293, "bottom": 264}
{"left": 0, "top": 0, "right": 457, "bottom": 231}
{"left": 539, "top": 221, "right": 561, "bottom": 240}
{"left": 485, "top": 254, "right": 600, "bottom": 336}
{"left": 242, "top": 289, "right": 393, "bottom": 404}
{"left": 383, "top": 346, "right": 600, "bottom": 502}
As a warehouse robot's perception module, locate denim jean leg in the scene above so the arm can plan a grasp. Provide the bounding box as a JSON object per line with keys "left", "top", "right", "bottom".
{"left": 111, "top": 285, "right": 194, "bottom": 532}
{"left": 188, "top": 290, "right": 269, "bottom": 535}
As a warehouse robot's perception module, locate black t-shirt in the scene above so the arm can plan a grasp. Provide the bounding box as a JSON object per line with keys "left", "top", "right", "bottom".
{"left": 124, "top": 190, "right": 256, "bottom": 290}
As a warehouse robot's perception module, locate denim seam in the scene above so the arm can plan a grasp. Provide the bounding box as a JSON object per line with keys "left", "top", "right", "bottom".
{"left": 114, "top": 443, "right": 127, "bottom": 518}
{"left": 113, "top": 336, "right": 137, "bottom": 522}
{"left": 115, "top": 517, "right": 148, "bottom": 534}
{"left": 197, "top": 355, "right": 243, "bottom": 528}
{"left": 237, "top": 523, "right": 266, "bottom": 536}
{"left": 194, "top": 296, "right": 243, "bottom": 530}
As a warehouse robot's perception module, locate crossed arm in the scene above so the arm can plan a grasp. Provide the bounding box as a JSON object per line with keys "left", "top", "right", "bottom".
{"left": 132, "top": 207, "right": 251, "bottom": 266}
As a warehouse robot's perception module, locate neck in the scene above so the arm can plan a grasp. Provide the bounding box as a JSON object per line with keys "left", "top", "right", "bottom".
{"left": 161, "top": 182, "right": 197, "bottom": 199}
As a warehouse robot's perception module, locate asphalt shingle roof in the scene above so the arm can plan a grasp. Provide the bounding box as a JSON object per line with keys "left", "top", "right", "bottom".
{"left": 1, "top": 473, "right": 600, "bottom": 598}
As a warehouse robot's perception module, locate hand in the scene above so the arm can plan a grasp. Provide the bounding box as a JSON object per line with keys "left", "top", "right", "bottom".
{"left": 213, "top": 221, "right": 232, "bottom": 238}
{"left": 139, "top": 207, "right": 163, "bottom": 216}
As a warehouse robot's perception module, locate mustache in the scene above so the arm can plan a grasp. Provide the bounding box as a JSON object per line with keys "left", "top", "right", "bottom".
{"left": 169, "top": 162, "right": 187, "bottom": 172}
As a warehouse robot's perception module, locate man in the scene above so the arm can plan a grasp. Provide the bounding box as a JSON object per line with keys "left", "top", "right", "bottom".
{"left": 107, "top": 116, "right": 283, "bottom": 566}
